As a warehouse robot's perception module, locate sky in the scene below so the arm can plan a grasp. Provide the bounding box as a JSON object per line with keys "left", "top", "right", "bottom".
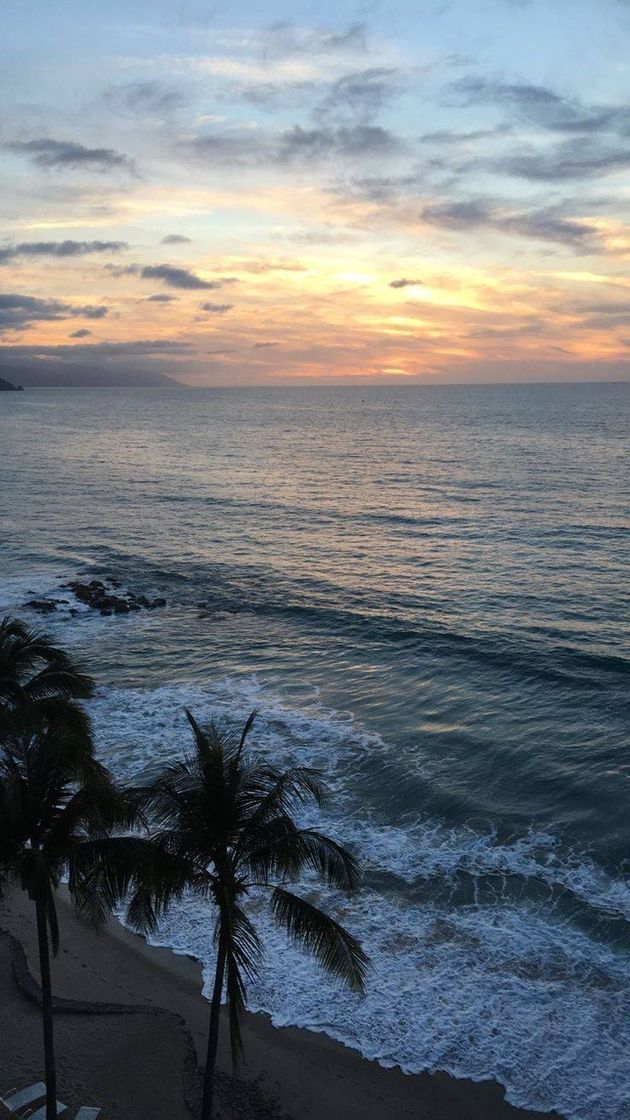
{"left": 1, "top": 0, "right": 629, "bottom": 386}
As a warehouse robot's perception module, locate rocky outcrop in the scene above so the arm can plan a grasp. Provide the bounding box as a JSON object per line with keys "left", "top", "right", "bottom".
{"left": 23, "top": 579, "right": 167, "bottom": 616}
{"left": 67, "top": 579, "right": 167, "bottom": 615}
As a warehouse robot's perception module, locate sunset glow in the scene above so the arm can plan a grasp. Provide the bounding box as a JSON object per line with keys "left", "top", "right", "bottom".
{"left": 1, "top": 0, "right": 629, "bottom": 385}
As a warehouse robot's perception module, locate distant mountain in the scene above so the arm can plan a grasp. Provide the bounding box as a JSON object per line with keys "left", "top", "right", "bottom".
{"left": 0, "top": 374, "right": 23, "bottom": 391}
{"left": 0, "top": 361, "right": 181, "bottom": 388}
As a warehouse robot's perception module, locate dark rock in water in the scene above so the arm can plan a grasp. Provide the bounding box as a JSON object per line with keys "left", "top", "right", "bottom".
{"left": 69, "top": 608, "right": 78, "bottom": 616}
{"left": 71, "top": 584, "right": 93, "bottom": 603}
{"left": 65, "top": 577, "right": 166, "bottom": 617}
{"left": 25, "top": 599, "right": 57, "bottom": 613}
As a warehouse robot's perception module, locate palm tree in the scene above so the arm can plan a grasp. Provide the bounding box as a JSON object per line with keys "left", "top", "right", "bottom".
{"left": 0, "top": 614, "right": 94, "bottom": 737}
{"left": 0, "top": 616, "right": 135, "bottom": 1120}
{"left": 94, "top": 709, "right": 368, "bottom": 1120}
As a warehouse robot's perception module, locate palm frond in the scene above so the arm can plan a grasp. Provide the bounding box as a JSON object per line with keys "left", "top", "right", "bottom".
{"left": 234, "top": 709, "right": 258, "bottom": 765}
{"left": 293, "top": 829, "right": 362, "bottom": 892}
{"left": 270, "top": 887, "right": 368, "bottom": 993}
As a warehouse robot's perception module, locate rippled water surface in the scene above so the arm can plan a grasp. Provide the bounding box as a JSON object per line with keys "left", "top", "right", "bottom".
{"left": 1, "top": 384, "right": 628, "bottom": 1119}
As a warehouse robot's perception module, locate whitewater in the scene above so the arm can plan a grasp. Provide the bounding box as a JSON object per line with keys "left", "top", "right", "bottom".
{"left": 1, "top": 383, "right": 628, "bottom": 1119}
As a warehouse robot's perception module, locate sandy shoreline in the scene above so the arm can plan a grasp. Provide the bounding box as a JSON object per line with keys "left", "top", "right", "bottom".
{"left": 0, "top": 888, "right": 564, "bottom": 1120}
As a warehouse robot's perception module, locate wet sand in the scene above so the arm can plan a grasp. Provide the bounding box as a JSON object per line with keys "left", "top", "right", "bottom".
{"left": 0, "top": 889, "right": 563, "bottom": 1119}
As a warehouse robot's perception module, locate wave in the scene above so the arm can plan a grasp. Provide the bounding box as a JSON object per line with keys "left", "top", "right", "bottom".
{"left": 4, "top": 560, "right": 627, "bottom": 696}
{"left": 88, "top": 677, "right": 630, "bottom": 1120}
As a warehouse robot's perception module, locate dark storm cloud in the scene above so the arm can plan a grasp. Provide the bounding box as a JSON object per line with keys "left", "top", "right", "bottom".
{"left": 0, "top": 239, "right": 128, "bottom": 264}
{"left": 390, "top": 278, "right": 423, "bottom": 288}
{"left": 450, "top": 76, "right": 630, "bottom": 134}
{"left": 421, "top": 198, "right": 599, "bottom": 248}
{"left": 160, "top": 234, "right": 192, "bottom": 244}
{"left": 492, "top": 138, "right": 630, "bottom": 181}
{"left": 0, "top": 293, "right": 109, "bottom": 330}
{"left": 103, "top": 81, "right": 186, "bottom": 115}
{"left": 7, "top": 138, "right": 136, "bottom": 174}
{"left": 198, "top": 302, "right": 233, "bottom": 313}
{"left": 106, "top": 263, "right": 233, "bottom": 290}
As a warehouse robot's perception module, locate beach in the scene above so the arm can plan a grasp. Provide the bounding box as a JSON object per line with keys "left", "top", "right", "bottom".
{"left": 0, "top": 888, "right": 563, "bottom": 1120}
{"left": 1, "top": 384, "right": 628, "bottom": 1120}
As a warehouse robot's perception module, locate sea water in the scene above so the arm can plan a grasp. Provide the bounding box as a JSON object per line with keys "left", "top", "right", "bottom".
{"left": 1, "top": 383, "right": 628, "bottom": 1119}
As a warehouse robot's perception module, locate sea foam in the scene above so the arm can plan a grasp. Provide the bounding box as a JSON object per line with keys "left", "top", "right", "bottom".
{"left": 89, "top": 678, "right": 630, "bottom": 1120}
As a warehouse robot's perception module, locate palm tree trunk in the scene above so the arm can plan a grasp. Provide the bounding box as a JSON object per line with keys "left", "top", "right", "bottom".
{"left": 200, "top": 929, "right": 228, "bottom": 1120}
{"left": 35, "top": 899, "right": 57, "bottom": 1120}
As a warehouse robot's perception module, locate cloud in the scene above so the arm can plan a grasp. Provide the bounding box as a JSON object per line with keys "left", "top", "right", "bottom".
{"left": 276, "top": 124, "right": 401, "bottom": 162}
{"left": 70, "top": 328, "right": 92, "bottom": 337}
{"left": 578, "top": 300, "right": 630, "bottom": 315}
{"left": 81, "top": 305, "right": 109, "bottom": 318}
{"left": 253, "top": 341, "right": 278, "bottom": 348}
{"left": 7, "top": 138, "right": 136, "bottom": 174}
{"left": 390, "top": 278, "right": 423, "bottom": 288}
{"left": 187, "top": 118, "right": 402, "bottom": 169}
{"left": 160, "top": 234, "right": 192, "bottom": 244}
{"left": 107, "top": 262, "right": 232, "bottom": 290}
{"left": 315, "top": 68, "right": 400, "bottom": 126}
{"left": 0, "top": 293, "right": 109, "bottom": 330}
{"left": 145, "top": 293, "right": 179, "bottom": 302}
{"left": 262, "top": 21, "right": 367, "bottom": 58}
{"left": 421, "top": 198, "right": 599, "bottom": 247}
{"left": 141, "top": 264, "right": 228, "bottom": 290}
{"left": 47, "top": 339, "right": 192, "bottom": 356}
{"left": 103, "top": 81, "right": 186, "bottom": 115}
{"left": 232, "top": 259, "right": 304, "bottom": 273}
{"left": 493, "top": 138, "right": 630, "bottom": 181}
{"left": 198, "top": 302, "right": 233, "bottom": 313}
{"left": 333, "top": 173, "right": 419, "bottom": 203}
{"left": 0, "top": 239, "right": 128, "bottom": 264}
{"left": 420, "top": 126, "right": 512, "bottom": 144}
{"left": 450, "top": 76, "right": 629, "bottom": 135}
{"left": 185, "top": 128, "right": 261, "bottom": 166}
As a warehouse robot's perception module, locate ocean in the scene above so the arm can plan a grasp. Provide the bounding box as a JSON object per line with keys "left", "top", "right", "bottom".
{"left": 1, "top": 382, "right": 628, "bottom": 1120}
